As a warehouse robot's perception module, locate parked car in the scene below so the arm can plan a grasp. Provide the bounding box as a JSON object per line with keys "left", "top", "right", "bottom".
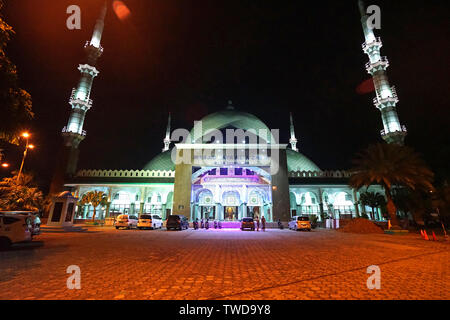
{"left": 115, "top": 215, "right": 139, "bottom": 230}
{"left": 0, "top": 213, "right": 33, "bottom": 250}
{"left": 289, "top": 216, "right": 312, "bottom": 231}
{"left": 166, "top": 215, "right": 189, "bottom": 231}
{"left": 138, "top": 214, "right": 163, "bottom": 230}
{"left": 241, "top": 217, "right": 255, "bottom": 231}
{"left": 0, "top": 211, "right": 41, "bottom": 236}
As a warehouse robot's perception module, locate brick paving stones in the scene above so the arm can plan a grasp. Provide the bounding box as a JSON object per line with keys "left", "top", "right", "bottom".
{"left": 0, "top": 228, "right": 448, "bottom": 300}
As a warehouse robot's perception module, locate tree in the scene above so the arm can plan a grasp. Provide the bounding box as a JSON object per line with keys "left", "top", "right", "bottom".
{"left": 432, "top": 184, "right": 450, "bottom": 228}
{"left": 392, "top": 188, "right": 432, "bottom": 225}
{"left": 0, "top": 171, "right": 45, "bottom": 211}
{"left": 0, "top": 0, "right": 34, "bottom": 145}
{"left": 359, "top": 191, "right": 386, "bottom": 220}
{"left": 80, "top": 191, "right": 108, "bottom": 221}
{"left": 350, "top": 143, "right": 434, "bottom": 227}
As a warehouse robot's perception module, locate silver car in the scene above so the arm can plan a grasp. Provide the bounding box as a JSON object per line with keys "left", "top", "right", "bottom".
{"left": 115, "top": 215, "right": 138, "bottom": 230}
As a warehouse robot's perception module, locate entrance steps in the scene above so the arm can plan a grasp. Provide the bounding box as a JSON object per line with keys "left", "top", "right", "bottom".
{"left": 195, "top": 221, "right": 281, "bottom": 229}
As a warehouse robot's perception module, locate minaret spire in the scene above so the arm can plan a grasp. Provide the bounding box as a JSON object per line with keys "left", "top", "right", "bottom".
{"left": 289, "top": 112, "right": 299, "bottom": 152}
{"left": 163, "top": 113, "right": 172, "bottom": 152}
{"left": 89, "top": 1, "right": 107, "bottom": 49}
{"left": 358, "top": 0, "right": 366, "bottom": 17}
{"left": 61, "top": 2, "right": 107, "bottom": 173}
{"left": 359, "top": 1, "right": 407, "bottom": 145}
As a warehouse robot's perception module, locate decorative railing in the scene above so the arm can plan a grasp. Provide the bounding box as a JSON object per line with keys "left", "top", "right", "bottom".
{"left": 288, "top": 170, "right": 352, "bottom": 178}
{"left": 362, "top": 37, "right": 382, "bottom": 52}
{"left": 380, "top": 125, "right": 407, "bottom": 137}
{"left": 62, "top": 127, "right": 87, "bottom": 137}
{"left": 84, "top": 41, "right": 104, "bottom": 54}
{"left": 365, "top": 56, "right": 389, "bottom": 73}
{"left": 69, "top": 88, "right": 93, "bottom": 108}
{"left": 373, "top": 86, "right": 399, "bottom": 107}
{"left": 76, "top": 169, "right": 176, "bottom": 178}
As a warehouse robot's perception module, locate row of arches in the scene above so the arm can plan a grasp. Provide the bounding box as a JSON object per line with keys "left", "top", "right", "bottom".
{"left": 194, "top": 187, "right": 268, "bottom": 206}
{"left": 289, "top": 191, "right": 356, "bottom": 220}
{"left": 76, "top": 188, "right": 174, "bottom": 220}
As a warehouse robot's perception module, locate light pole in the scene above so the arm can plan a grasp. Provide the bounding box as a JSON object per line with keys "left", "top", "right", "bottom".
{"left": 17, "top": 132, "right": 35, "bottom": 183}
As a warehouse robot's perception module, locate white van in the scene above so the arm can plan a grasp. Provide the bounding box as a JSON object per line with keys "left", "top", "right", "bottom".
{"left": 0, "top": 214, "right": 33, "bottom": 249}
{"left": 137, "top": 214, "right": 163, "bottom": 230}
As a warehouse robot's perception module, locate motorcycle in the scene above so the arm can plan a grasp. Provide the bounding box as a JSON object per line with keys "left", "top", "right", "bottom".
{"left": 278, "top": 219, "right": 284, "bottom": 230}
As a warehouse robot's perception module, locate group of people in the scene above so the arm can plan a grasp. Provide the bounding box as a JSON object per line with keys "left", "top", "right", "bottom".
{"left": 253, "top": 216, "right": 267, "bottom": 231}
{"left": 193, "top": 218, "right": 222, "bottom": 230}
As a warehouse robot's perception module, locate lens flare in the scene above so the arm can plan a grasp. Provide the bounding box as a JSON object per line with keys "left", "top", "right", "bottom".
{"left": 356, "top": 78, "right": 375, "bottom": 95}
{"left": 113, "top": 1, "right": 131, "bottom": 21}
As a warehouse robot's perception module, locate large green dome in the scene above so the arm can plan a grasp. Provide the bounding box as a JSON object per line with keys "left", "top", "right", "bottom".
{"left": 190, "top": 107, "right": 273, "bottom": 143}
{"left": 286, "top": 149, "right": 321, "bottom": 172}
{"left": 143, "top": 150, "right": 175, "bottom": 171}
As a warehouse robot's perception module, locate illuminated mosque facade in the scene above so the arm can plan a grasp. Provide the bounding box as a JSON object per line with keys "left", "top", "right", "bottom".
{"left": 51, "top": 1, "right": 406, "bottom": 223}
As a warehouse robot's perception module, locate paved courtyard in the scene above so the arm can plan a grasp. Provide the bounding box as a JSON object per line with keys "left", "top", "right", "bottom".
{"left": 0, "top": 227, "right": 448, "bottom": 300}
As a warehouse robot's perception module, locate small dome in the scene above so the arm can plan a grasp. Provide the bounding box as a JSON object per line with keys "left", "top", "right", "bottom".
{"left": 143, "top": 150, "right": 175, "bottom": 171}
{"left": 286, "top": 149, "right": 321, "bottom": 172}
{"left": 58, "top": 191, "right": 77, "bottom": 199}
{"left": 190, "top": 108, "right": 273, "bottom": 143}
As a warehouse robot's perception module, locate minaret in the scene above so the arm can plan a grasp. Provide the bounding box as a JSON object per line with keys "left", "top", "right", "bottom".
{"left": 358, "top": 0, "right": 407, "bottom": 145}
{"left": 62, "top": 1, "right": 107, "bottom": 172}
{"left": 163, "top": 113, "right": 171, "bottom": 152}
{"left": 50, "top": 2, "right": 107, "bottom": 194}
{"left": 289, "top": 112, "right": 298, "bottom": 152}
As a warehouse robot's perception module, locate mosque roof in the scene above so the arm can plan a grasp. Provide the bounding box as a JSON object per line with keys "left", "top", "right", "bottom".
{"left": 143, "top": 150, "right": 175, "bottom": 171}
{"left": 189, "top": 105, "right": 273, "bottom": 143}
{"left": 286, "top": 149, "right": 321, "bottom": 172}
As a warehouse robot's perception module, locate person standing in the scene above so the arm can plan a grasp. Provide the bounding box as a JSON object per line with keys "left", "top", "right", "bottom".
{"left": 256, "top": 216, "right": 260, "bottom": 232}
{"left": 261, "top": 216, "right": 266, "bottom": 232}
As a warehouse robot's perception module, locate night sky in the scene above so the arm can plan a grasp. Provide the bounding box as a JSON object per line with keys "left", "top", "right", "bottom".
{"left": 1, "top": 0, "right": 449, "bottom": 191}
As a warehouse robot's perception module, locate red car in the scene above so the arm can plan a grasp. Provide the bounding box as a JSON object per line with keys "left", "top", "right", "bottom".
{"left": 241, "top": 218, "right": 255, "bottom": 231}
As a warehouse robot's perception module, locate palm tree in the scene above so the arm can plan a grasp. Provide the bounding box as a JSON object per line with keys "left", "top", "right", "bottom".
{"left": 80, "top": 191, "right": 108, "bottom": 222}
{"left": 0, "top": 171, "right": 45, "bottom": 211}
{"left": 359, "top": 191, "right": 386, "bottom": 220}
{"left": 350, "top": 143, "right": 434, "bottom": 227}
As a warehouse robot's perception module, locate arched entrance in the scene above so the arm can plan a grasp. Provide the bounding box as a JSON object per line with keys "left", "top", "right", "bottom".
{"left": 248, "top": 190, "right": 265, "bottom": 219}
{"left": 222, "top": 191, "right": 241, "bottom": 221}
{"left": 194, "top": 189, "right": 215, "bottom": 220}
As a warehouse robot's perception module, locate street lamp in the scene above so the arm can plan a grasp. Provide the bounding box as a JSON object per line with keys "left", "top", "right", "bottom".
{"left": 17, "top": 132, "right": 35, "bottom": 183}
{"left": 0, "top": 149, "right": 9, "bottom": 169}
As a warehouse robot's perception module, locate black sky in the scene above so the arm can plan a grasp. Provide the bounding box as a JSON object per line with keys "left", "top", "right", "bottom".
{"left": 1, "top": 0, "right": 449, "bottom": 190}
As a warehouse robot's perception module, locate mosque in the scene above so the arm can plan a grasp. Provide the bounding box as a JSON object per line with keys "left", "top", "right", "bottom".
{"left": 50, "top": 1, "right": 406, "bottom": 224}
